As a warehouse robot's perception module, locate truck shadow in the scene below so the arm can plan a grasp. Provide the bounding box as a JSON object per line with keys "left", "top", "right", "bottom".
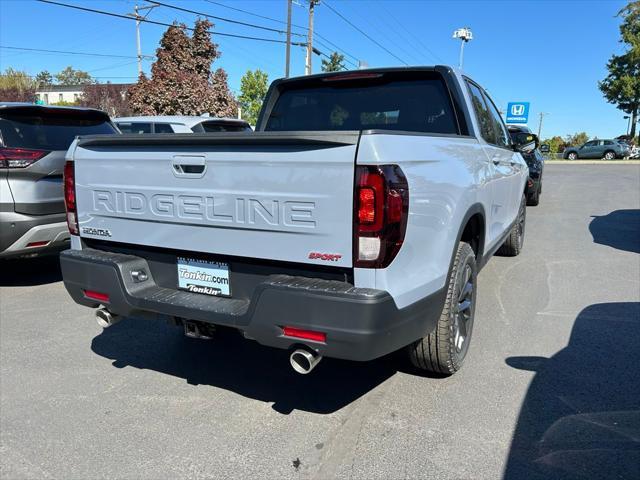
{"left": 589, "top": 209, "right": 640, "bottom": 254}
{"left": 90, "top": 318, "right": 400, "bottom": 414}
{"left": 0, "top": 253, "right": 63, "bottom": 286}
{"left": 503, "top": 302, "right": 640, "bottom": 480}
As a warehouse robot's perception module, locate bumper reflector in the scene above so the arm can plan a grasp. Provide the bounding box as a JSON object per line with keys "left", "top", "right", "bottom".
{"left": 84, "top": 290, "right": 110, "bottom": 303}
{"left": 26, "top": 241, "right": 50, "bottom": 248}
{"left": 282, "top": 326, "right": 326, "bottom": 343}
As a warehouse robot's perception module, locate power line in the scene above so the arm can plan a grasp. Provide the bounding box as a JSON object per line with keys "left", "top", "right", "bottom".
{"left": 36, "top": 0, "right": 306, "bottom": 45}
{"left": 0, "top": 45, "right": 152, "bottom": 59}
{"left": 322, "top": 1, "right": 408, "bottom": 66}
{"left": 202, "top": 0, "right": 360, "bottom": 65}
{"left": 377, "top": 4, "right": 444, "bottom": 64}
{"left": 145, "top": 0, "right": 307, "bottom": 38}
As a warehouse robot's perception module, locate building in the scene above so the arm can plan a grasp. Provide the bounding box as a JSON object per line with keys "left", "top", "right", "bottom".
{"left": 35, "top": 83, "right": 132, "bottom": 105}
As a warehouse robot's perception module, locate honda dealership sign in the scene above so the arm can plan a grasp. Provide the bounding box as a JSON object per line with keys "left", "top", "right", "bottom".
{"left": 505, "top": 102, "right": 530, "bottom": 124}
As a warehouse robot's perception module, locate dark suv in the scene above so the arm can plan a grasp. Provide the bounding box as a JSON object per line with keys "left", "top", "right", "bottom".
{"left": 563, "top": 139, "right": 631, "bottom": 160}
{"left": 0, "top": 104, "right": 117, "bottom": 259}
{"left": 508, "top": 125, "right": 544, "bottom": 206}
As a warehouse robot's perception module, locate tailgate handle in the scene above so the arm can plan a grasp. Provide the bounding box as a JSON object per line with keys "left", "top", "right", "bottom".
{"left": 172, "top": 155, "right": 206, "bottom": 178}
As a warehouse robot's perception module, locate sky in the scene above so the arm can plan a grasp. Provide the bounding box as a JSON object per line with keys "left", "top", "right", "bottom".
{"left": 0, "top": 0, "right": 633, "bottom": 139}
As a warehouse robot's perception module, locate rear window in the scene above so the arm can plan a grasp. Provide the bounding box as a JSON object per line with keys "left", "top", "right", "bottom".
{"left": 194, "top": 121, "right": 252, "bottom": 133}
{"left": 0, "top": 109, "right": 116, "bottom": 151}
{"left": 265, "top": 73, "right": 458, "bottom": 134}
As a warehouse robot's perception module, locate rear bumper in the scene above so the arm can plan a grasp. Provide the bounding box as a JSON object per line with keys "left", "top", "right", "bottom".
{"left": 0, "top": 211, "right": 69, "bottom": 258}
{"left": 60, "top": 248, "right": 445, "bottom": 361}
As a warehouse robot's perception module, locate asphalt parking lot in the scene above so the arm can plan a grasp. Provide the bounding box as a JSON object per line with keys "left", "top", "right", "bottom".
{"left": 1, "top": 164, "right": 639, "bottom": 480}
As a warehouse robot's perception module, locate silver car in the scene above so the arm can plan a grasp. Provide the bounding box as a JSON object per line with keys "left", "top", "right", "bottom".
{"left": 0, "top": 103, "right": 118, "bottom": 259}
{"left": 114, "top": 115, "right": 252, "bottom": 134}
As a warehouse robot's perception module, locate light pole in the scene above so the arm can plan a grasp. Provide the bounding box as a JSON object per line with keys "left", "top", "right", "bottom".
{"left": 453, "top": 27, "right": 473, "bottom": 69}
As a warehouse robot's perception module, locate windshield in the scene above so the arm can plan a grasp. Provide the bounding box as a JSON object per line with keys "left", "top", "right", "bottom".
{"left": 265, "top": 73, "right": 458, "bottom": 134}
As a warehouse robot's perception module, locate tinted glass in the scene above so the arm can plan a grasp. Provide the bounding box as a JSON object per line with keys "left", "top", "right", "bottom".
{"left": 265, "top": 75, "right": 458, "bottom": 134}
{"left": 466, "top": 82, "right": 496, "bottom": 144}
{"left": 482, "top": 91, "right": 510, "bottom": 148}
{"left": 198, "top": 121, "right": 251, "bottom": 133}
{"left": 154, "top": 123, "right": 175, "bottom": 133}
{"left": 0, "top": 111, "right": 116, "bottom": 150}
{"left": 117, "top": 122, "right": 151, "bottom": 134}
{"left": 604, "top": 140, "right": 614, "bottom": 145}
{"left": 584, "top": 141, "right": 596, "bottom": 147}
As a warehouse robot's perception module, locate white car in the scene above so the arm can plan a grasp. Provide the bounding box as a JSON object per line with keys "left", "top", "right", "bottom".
{"left": 114, "top": 115, "right": 252, "bottom": 134}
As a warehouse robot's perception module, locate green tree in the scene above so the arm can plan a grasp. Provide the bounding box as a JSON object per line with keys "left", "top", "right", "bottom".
{"left": 128, "top": 20, "right": 236, "bottom": 116}
{"left": 54, "top": 66, "right": 94, "bottom": 86}
{"left": 35, "top": 70, "right": 53, "bottom": 87}
{"left": 565, "top": 132, "right": 590, "bottom": 146}
{"left": 0, "top": 68, "right": 37, "bottom": 102}
{"left": 541, "top": 135, "right": 565, "bottom": 153}
{"left": 238, "top": 69, "right": 268, "bottom": 125}
{"left": 322, "top": 52, "right": 345, "bottom": 72}
{"left": 599, "top": 1, "right": 640, "bottom": 138}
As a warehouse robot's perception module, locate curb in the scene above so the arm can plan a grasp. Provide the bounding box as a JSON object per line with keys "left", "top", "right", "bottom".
{"left": 545, "top": 160, "right": 640, "bottom": 165}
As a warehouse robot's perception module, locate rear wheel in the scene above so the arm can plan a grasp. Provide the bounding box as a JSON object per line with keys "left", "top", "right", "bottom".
{"left": 603, "top": 150, "right": 615, "bottom": 160}
{"left": 407, "top": 242, "right": 477, "bottom": 375}
{"left": 567, "top": 152, "right": 578, "bottom": 160}
{"left": 498, "top": 194, "right": 526, "bottom": 256}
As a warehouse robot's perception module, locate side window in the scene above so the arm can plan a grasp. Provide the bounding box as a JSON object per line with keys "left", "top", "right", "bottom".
{"left": 117, "top": 122, "right": 151, "bottom": 134}
{"left": 584, "top": 141, "right": 596, "bottom": 147}
{"left": 154, "top": 123, "right": 174, "bottom": 133}
{"left": 481, "top": 90, "right": 510, "bottom": 148}
{"left": 604, "top": 140, "right": 614, "bottom": 146}
{"left": 466, "top": 82, "right": 496, "bottom": 144}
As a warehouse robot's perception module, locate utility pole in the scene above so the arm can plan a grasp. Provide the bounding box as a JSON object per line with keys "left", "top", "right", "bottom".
{"left": 128, "top": 4, "right": 157, "bottom": 77}
{"left": 537, "top": 112, "right": 549, "bottom": 139}
{"left": 305, "top": 0, "right": 319, "bottom": 75}
{"left": 285, "top": 0, "right": 292, "bottom": 77}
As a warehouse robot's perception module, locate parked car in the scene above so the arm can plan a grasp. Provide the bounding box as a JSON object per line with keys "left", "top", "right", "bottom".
{"left": 508, "top": 125, "right": 544, "bottom": 206}
{"left": 114, "top": 116, "right": 252, "bottom": 134}
{"left": 0, "top": 103, "right": 117, "bottom": 259}
{"left": 563, "top": 139, "right": 631, "bottom": 160}
{"left": 60, "top": 66, "right": 532, "bottom": 376}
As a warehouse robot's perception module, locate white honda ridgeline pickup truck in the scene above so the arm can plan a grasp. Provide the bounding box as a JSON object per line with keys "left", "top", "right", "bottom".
{"left": 60, "top": 67, "right": 537, "bottom": 375}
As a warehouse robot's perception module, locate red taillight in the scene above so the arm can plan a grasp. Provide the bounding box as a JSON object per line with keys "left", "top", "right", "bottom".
{"left": 0, "top": 147, "right": 48, "bottom": 168}
{"left": 282, "top": 326, "right": 327, "bottom": 343}
{"left": 354, "top": 165, "right": 409, "bottom": 268}
{"left": 63, "top": 161, "right": 79, "bottom": 235}
{"left": 84, "top": 290, "right": 110, "bottom": 303}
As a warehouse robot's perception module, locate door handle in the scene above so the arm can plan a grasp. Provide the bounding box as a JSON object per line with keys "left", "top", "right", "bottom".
{"left": 172, "top": 155, "right": 206, "bottom": 178}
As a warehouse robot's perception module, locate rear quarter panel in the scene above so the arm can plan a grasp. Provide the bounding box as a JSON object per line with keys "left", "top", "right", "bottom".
{"left": 355, "top": 132, "right": 490, "bottom": 309}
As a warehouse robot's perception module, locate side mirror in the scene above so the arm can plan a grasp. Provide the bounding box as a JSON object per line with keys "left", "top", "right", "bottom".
{"left": 539, "top": 144, "right": 550, "bottom": 153}
{"left": 512, "top": 132, "right": 539, "bottom": 154}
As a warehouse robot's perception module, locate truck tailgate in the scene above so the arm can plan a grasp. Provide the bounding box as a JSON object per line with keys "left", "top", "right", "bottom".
{"left": 72, "top": 132, "right": 359, "bottom": 268}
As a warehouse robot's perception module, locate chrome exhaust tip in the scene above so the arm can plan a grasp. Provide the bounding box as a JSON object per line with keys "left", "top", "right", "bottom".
{"left": 95, "top": 307, "right": 120, "bottom": 329}
{"left": 290, "top": 348, "right": 322, "bottom": 374}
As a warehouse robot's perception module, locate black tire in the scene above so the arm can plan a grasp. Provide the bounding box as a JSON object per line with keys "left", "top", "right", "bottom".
{"left": 603, "top": 150, "right": 616, "bottom": 160}
{"left": 567, "top": 152, "right": 578, "bottom": 160}
{"left": 527, "top": 185, "right": 540, "bottom": 206}
{"left": 498, "top": 194, "right": 526, "bottom": 256}
{"left": 407, "top": 242, "right": 477, "bottom": 375}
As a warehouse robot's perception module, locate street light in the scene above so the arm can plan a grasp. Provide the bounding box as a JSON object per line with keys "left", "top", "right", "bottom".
{"left": 453, "top": 27, "right": 473, "bottom": 69}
